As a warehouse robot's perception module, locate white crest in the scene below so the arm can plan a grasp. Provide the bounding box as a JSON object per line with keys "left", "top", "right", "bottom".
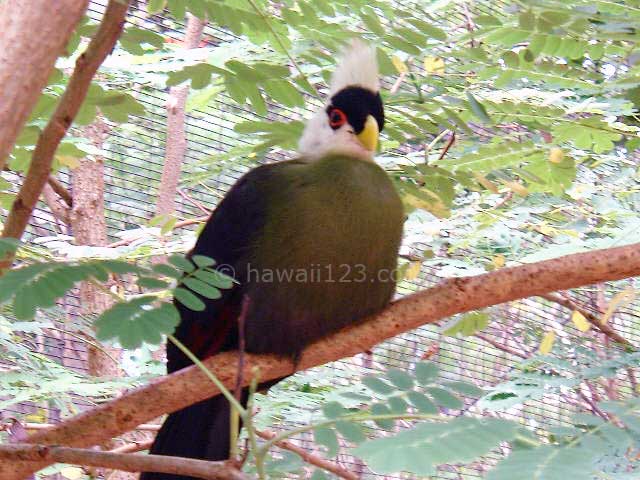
{"left": 297, "top": 40, "right": 380, "bottom": 162}
{"left": 330, "top": 39, "right": 380, "bottom": 95}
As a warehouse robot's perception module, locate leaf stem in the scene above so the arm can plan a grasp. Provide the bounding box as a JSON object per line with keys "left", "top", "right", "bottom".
{"left": 167, "top": 334, "right": 246, "bottom": 416}
{"left": 257, "top": 412, "right": 439, "bottom": 455}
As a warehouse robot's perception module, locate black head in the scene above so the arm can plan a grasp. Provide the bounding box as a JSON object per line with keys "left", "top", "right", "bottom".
{"left": 326, "top": 86, "right": 385, "bottom": 134}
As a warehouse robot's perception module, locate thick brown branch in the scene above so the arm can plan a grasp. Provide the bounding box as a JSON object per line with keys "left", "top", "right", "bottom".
{"left": 0, "top": 0, "right": 130, "bottom": 268}
{"left": 540, "top": 292, "right": 633, "bottom": 348}
{"left": 5, "top": 241, "right": 640, "bottom": 479}
{"left": 0, "top": 444, "right": 250, "bottom": 480}
{"left": 256, "top": 431, "right": 357, "bottom": 480}
{"left": 1, "top": 422, "right": 161, "bottom": 434}
{"left": 0, "top": 0, "right": 89, "bottom": 169}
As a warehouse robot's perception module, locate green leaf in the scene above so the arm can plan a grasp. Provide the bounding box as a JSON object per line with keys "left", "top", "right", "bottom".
{"left": 192, "top": 255, "right": 216, "bottom": 268}
{"left": 443, "top": 312, "right": 490, "bottom": 337}
{"left": 487, "top": 445, "right": 594, "bottom": 480}
{"left": 137, "top": 277, "right": 170, "bottom": 290}
{"left": 152, "top": 263, "right": 183, "bottom": 279}
{"left": 147, "top": 0, "right": 166, "bottom": 14}
{"left": 362, "top": 376, "right": 395, "bottom": 395}
{"left": 181, "top": 277, "right": 221, "bottom": 300}
{"left": 466, "top": 92, "right": 491, "bottom": 123}
{"left": 354, "top": 418, "right": 519, "bottom": 476}
{"left": 370, "top": 403, "right": 394, "bottom": 429}
{"left": 173, "top": 287, "right": 206, "bottom": 311}
{"left": 388, "top": 396, "right": 408, "bottom": 414}
{"left": 322, "top": 401, "right": 346, "bottom": 419}
{"left": 406, "top": 391, "right": 438, "bottom": 414}
{"left": 168, "top": 255, "right": 195, "bottom": 273}
{"left": 441, "top": 381, "right": 483, "bottom": 398}
{"left": 95, "top": 298, "right": 179, "bottom": 349}
{"left": 314, "top": 426, "right": 339, "bottom": 457}
{"left": 335, "top": 421, "right": 366, "bottom": 443}
{"left": 384, "top": 368, "right": 414, "bottom": 390}
{"left": 414, "top": 362, "right": 438, "bottom": 385}
{"left": 265, "top": 451, "right": 304, "bottom": 473}
{"left": 193, "top": 269, "right": 234, "bottom": 289}
{"left": 426, "top": 387, "right": 463, "bottom": 409}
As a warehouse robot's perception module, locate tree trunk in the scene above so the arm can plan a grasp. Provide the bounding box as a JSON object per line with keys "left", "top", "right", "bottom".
{"left": 70, "top": 119, "right": 138, "bottom": 480}
{"left": 155, "top": 14, "right": 206, "bottom": 217}
{"left": 0, "top": 0, "right": 88, "bottom": 169}
{"left": 152, "top": 14, "right": 205, "bottom": 365}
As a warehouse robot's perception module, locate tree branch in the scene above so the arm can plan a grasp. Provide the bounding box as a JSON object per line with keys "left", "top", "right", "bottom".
{"left": 0, "top": 0, "right": 130, "bottom": 269}
{"left": 540, "top": 292, "right": 633, "bottom": 348}
{"left": 110, "top": 440, "right": 153, "bottom": 454}
{"left": 47, "top": 175, "right": 73, "bottom": 207}
{"left": 106, "top": 216, "right": 209, "bottom": 248}
{"left": 4, "top": 241, "right": 640, "bottom": 479}
{"left": 256, "top": 430, "right": 357, "bottom": 480}
{"left": 0, "top": 0, "right": 89, "bottom": 169}
{"left": 0, "top": 444, "right": 251, "bottom": 480}
{"left": 42, "top": 183, "right": 70, "bottom": 226}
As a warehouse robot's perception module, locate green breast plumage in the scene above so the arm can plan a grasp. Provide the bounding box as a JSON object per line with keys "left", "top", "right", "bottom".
{"left": 241, "top": 155, "right": 404, "bottom": 355}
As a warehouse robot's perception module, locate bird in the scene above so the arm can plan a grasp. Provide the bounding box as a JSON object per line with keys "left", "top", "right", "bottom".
{"left": 140, "top": 40, "right": 404, "bottom": 480}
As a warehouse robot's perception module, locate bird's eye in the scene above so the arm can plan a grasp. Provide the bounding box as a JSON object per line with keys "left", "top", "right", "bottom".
{"left": 328, "top": 108, "right": 347, "bottom": 129}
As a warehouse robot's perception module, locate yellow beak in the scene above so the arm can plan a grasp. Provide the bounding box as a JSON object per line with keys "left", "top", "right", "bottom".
{"left": 356, "top": 115, "right": 379, "bottom": 152}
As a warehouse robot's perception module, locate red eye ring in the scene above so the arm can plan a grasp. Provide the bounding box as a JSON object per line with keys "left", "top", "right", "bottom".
{"left": 328, "top": 108, "right": 347, "bottom": 128}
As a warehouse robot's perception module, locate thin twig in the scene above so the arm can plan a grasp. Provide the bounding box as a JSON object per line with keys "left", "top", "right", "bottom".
{"left": 0, "top": 444, "right": 251, "bottom": 480}
{"left": 231, "top": 295, "right": 250, "bottom": 459}
{"left": 47, "top": 176, "right": 72, "bottom": 206}
{"left": 474, "top": 333, "right": 529, "bottom": 359}
{"left": 235, "top": 296, "right": 250, "bottom": 402}
{"left": 107, "top": 215, "right": 209, "bottom": 248}
{"left": 540, "top": 292, "right": 634, "bottom": 349}
{"left": 177, "top": 188, "right": 211, "bottom": 215}
{"left": 110, "top": 440, "right": 153, "bottom": 454}
{"left": 256, "top": 430, "right": 357, "bottom": 480}
{"left": 437, "top": 130, "right": 456, "bottom": 160}
{"left": 390, "top": 71, "right": 408, "bottom": 94}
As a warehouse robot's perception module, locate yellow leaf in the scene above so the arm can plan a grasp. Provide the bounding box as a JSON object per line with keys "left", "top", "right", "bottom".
{"left": 404, "top": 261, "right": 422, "bottom": 280}
{"left": 57, "top": 155, "right": 81, "bottom": 169}
{"left": 539, "top": 330, "right": 555, "bottom": 354}
{"left": 60, "top": 466, "right": 83, "bottom": 480}
{"left": 503, "top": 180, "right": 528, "bottom": 197}
{"left": 473, "top": 172, "right": 498, "bottom": 193}
{"left": 571, "top": 311, "right": 591, "bottom": 332}
{"left": 549, "top": 147, "right": 564, "bottom": 164}
{"left": 537, "top": 223, "right": 555, "bottom": 236}
{"left": 492, "top": 254, "right": 505, "bottom": 268}
{"left": 25, "top": 408, "right": 47, "bottom": 423}
{"left": 391, "top": 55, "right": 408, "bottom": 74}
{"left": 601, "top": 287, "right": 636, "bottom": 325}
{"left": 424, "top": 56, "right": 445, "bottom": 74}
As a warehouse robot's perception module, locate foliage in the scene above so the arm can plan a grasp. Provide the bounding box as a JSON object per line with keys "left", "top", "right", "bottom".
{"left": 2, "top": 0, "right": 640, "bottom": 478}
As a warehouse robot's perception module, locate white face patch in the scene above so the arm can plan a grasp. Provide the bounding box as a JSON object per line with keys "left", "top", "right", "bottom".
{"left": 297, "top": 40, "right": 380, "bottom": 163}
{"left": 298, "top": 110, "right": 374, "bottom": 162}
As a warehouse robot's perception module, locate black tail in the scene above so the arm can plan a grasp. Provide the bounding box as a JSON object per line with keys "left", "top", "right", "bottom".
{"left": 140, "top": 394, "right": 239, "bottom": 480}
